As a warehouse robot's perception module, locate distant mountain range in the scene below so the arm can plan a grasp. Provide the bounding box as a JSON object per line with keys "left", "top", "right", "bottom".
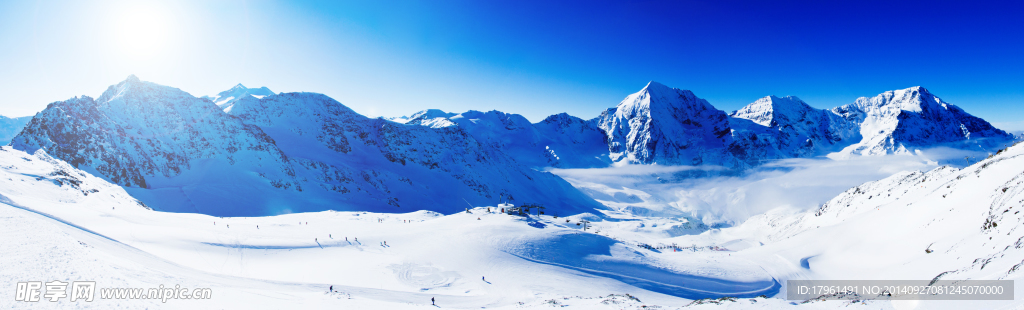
{"left": 5, "top": 77, "right": 1014, "bottom": 216}
{"left": 200, "top": 83, "right": 275, "bottom": 112}
{"left": 11, "top": 76, "right": 601, "bottom": 216}
{"left": 0, "top": 115, "right": 32, "bottom": 145}
{"left": 395, "top": 82, "right": 1013, "bottom": 169}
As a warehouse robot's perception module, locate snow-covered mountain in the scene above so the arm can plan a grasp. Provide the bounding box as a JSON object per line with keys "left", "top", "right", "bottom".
{"left": 832, "top": 86, "right": 1012, "bottom": 155}
{"left": 399, "top": 82, "right": 742, "bottom": 168}
{"left": 595, "top": 82, "right": 739, "bottom": 167}
{"left": 201, "top": 83, "right": 275, "bottom": 112}
{"left": 389, "top": 109, "right": 457, "bottom": 127}
{"left": 532, "top": 113, "right": 612, "bottom": 168}
{"left": 394, "top": 109, "right": 609, "bottom": 168}
{"left": 0, "top": 146, "right": 149, "bottom": 210}
{"left": 0, "top": 115, "right": 31, "bottom": 145}
{"left": 728, "top": 86, "right": 1011, "bottom": 162}
{"left": 401, "top": 83, "right": 1013, "bottom": 170}
{"left": 12, "top": 76, "right": 1008, "bottom": 216}
{"left": 710, "top": 140, "right": 1024, "bottom": 287}
{"left": 226, "top": 93, "right": 602, "bottom": 214}
{"left": 727, "top": 95, "right": 860, "bottom": 162}
{"left": 11, "top": 76, "right": 603, "bottom": 217}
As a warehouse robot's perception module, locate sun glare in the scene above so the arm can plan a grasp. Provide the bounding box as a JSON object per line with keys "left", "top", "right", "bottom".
{"left": 112, "top": 3, "right": 174, "bottom": 63}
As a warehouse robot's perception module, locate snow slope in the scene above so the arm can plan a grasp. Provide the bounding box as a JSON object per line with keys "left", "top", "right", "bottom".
{"left": 653, "top": 141, "right": 1024, "bottom": 308}
{"left": 5, "top": 139, "right": 1023, "bottom": 308}
{"left": 10, "top": 76, "right": 603, "bottom": 217}
{"left": 0, "top": 145, "right": 784, "bottom": 309}
{"left": 0, "top": 115, "right": 31, "bottom": 145}
{"left": 201, "top": 83, "right": 275, "bottom": 113}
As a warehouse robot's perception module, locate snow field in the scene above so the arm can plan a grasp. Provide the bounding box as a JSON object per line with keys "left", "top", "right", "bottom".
{"left": 5, "top": 138, "right": 1024, "bottom": 309}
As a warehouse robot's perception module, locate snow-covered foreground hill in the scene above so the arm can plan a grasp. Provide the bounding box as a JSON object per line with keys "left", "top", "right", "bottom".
{"left": 5, "top": 140, "right": 1024, "bottom": 308}
{"left": 0, "top": 146, "right": 772, "bottom": 309}
{"left": 664, "top": 141, "right": 1024, "bottom": 308}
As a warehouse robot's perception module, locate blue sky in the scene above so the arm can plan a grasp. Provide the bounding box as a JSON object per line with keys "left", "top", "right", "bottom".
{"left": 0, "top": 0, "right": 1022, "bottom": 128}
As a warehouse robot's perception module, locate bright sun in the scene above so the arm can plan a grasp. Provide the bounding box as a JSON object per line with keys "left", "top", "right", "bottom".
{"left": 113, "top": 3, "right": 174, "bottom": 62}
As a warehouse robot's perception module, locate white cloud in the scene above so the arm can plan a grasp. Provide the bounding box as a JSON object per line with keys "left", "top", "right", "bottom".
{"left": 551, "top": 148, "right": 991, "bottom": 226}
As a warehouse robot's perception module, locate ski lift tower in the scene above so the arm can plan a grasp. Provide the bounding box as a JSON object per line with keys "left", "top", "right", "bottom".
{"left": 517, "top": 203, "right": 545, "bottom": 216}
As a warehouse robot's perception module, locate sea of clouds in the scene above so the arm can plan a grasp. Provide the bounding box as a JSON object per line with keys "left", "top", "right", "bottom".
{"left": 549, "top": 147, "right": 992, "bottom": 226}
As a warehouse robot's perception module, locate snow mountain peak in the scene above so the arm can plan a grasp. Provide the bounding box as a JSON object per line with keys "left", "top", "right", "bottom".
{"left": 622, "top": 81, "right": 701, "bottom": 110}
{"left": 641, "top": 80, "right": 671, "bottom": 91}
{"left": 202, "top": 83, "right": 276, "bottom": 112}
{"left": 393, "top": 81, "right": 1013, "bottom": 169}
{"left": 390, "top": 109, "right": 458, "bottom": 127}
{"left": 833, "top": 86, "right": 1012, "bottom": 155}
{"left": 731, "top": 95, "right": 814, "bottom": 127}
{"left": 597, "top": 82, "right": 734, "bottom": 166}
{"left": 94, "top": 75, "right": 195, "bottom": 112}
{"left": 408, "top": 109, "right": 456, "bottom": 122}
{"left": 12, "top": 78, "right": 603, "bottom": 217}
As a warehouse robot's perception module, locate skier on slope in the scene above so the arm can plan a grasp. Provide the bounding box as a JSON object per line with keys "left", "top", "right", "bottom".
{"left": 431, "top": 297, "right": 435, "bottom": 305}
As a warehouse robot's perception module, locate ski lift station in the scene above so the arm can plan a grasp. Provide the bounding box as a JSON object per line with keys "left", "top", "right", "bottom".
{"left": 500, "top": 202, "right": 545, "bottom": 216}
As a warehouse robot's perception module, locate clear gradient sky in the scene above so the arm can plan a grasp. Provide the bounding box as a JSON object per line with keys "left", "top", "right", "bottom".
{"left": 1, "top": 0, "right": 1022, "bottom": 128}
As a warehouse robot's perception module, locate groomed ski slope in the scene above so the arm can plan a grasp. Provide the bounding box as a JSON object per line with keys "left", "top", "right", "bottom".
{"left": 0, "top": 146, "right": 773, "bottom": 309}
{"left": 4, "top": 143, "right": 1024, "bottom": 309}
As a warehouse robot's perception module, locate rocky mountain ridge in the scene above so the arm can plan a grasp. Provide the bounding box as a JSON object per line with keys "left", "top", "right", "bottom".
{"left": 11, "top": 76, "right": 603, "bottom": 216}
{"left": 394, "top": 83, "right": 1013, "bottom": 169}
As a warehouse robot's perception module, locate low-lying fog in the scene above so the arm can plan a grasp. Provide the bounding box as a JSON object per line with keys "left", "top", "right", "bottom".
{"left": 549, "top": 147, "right": 992, "bottom": 227}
